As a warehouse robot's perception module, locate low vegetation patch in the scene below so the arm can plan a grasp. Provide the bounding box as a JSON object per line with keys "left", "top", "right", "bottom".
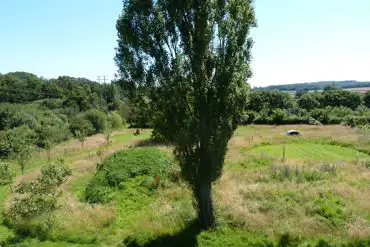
{"left": 270, "top": 164, "right": 337, "bottom": 182}
{"left": 85, "top": 147, "right": 177, "bottom": 204}
{"left": 307, "top": 193, "right": 347, "bottom": 227}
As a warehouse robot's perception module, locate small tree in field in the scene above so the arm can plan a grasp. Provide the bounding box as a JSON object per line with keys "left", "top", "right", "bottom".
{"left": 116, "top": 0, "right": 256, "bottom": 229}
{"left": 42, "top": 138, "right": 53, "bottom": 161}
{"left": 15, "top": 145, "right": 33, "bottom": 176}
{"left": 0, "top": 161, "right": 15, "bottom": 193}
{"left": 7, "top": 126, "right": 35, "bottom": 175}
{"left": 8, "top": 161, "right": 71, "bottom": 226}
{"left": 37, "top": 126, "right": 55, "bottom": 161}
{"left": 104, "top": 122, "right": 113, "bottom": 147}
{"left": 75, "top": 130, "right": 87, "bottom": 149}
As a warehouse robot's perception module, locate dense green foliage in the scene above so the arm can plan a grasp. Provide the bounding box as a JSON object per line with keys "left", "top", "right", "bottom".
{"left": 85, "top": 148, "right": 176, "bottom": 203}
{"left": 0, "top": 72, "right": 129, "bottom": 159}
{"left": 6, "top": 161, "right": 71, "bottom": 240}
{"left": 242, "top": 87, "right": 369, "bottom": 126}
{"left": 116, "top": 0, "right": 256, "bottom": 229}
{"left": 0, "top": 72, "right": 113, "bottom": 107}
{"left": 261, "top": 80, "right": 370, "bottom": 91}
{"left": 364, "top": 91, "right": 370, "bottom": 108}
{"left": 0, "top": 162, "right": 14, "bottom": 186}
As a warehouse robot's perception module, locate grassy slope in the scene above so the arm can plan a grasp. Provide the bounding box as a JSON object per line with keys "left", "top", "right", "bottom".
{"left": 1, "top": 125, "right": 370, "bottom": 246}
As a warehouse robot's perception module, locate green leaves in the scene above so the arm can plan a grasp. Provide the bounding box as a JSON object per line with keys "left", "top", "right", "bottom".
{"left": 116, "top": 0, "right": 256, "bottom": 182}
{"left": 74, "top": 129, "right": 88, "bottom": 149}
{"left": 6, "top": 125, "right": 36, "bottom": 174}
{"left": 85, "top": 148, "right": 176, "bottom": 203}
{"left": 116, "top": 0, "right": 256, "bottom": 228}
{"left": 7, "top": 161, "right": 71, "bottom": 222}
{"left": 0, "top": 161, "right": 14, "bottom": 186}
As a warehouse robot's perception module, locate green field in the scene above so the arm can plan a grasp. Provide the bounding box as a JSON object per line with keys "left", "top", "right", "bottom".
{"left": 249, "top": 143, "right": 369, "bottom": 162}
{"left": 1, "top": 125, "right": 369, "bottom": 246}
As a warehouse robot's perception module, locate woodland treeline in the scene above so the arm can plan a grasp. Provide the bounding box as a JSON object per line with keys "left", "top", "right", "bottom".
{"left": 1, "top": 72, "right": 370, "bottom": 160}
{"left": 260, "top": 80, "right": 370, "bottom": 91}
{"left": 0, "top": 72, "right": 130, "bottom": 160}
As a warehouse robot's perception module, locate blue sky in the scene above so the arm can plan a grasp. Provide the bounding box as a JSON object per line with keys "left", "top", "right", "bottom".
{"left": 0, "top": 0, "right": 369, "bottom": 87}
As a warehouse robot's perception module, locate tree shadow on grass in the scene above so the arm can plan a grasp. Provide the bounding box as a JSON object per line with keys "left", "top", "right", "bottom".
{"left": 124, "top": 220, "right": 202, "bottom": 247}
{"left": 134, "top": 138, "right": 169, "bottom": 148}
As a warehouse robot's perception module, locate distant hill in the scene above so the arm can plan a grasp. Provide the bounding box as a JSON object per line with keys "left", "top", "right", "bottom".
{"left": 259, "top": 81, "right": 370, "bottom": 91}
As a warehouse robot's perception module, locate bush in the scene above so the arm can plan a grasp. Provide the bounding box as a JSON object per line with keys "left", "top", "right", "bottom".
{"left": 108, "top": 112, "right": 124, "bottom": 129}
{"left": 0, "top": 161, "right": 14, "bottom": 186}
{"left": 84, "top": 109, "right": 108, "bottom": 133}
{"left": 240, "top": 111, "right": 256, "bottom": 124}
{"left": 85, "top": 148, "right": 176, "bottom": 203}
{"left": 0, "top": 131, "right": 12, "bottom": 158}
{"left": 7, "top": 161, "right": 71, "bottom": 222}
{"left": 343, "top": 115, "right": 370, "bottom": 128}
{"left": 69, "top": 115, "right": 95, "bottom": 136}
{"left": 271, "top": 108, "right": 286, "bottom": 124}
{"left": 40, "top": 99, "right": 64, "bottom": 110}
{"left": 309, "top": 108, "right": 331, "bottom": 125}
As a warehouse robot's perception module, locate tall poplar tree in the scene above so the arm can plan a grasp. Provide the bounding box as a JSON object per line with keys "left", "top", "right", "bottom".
{"left": 116, "top": 0, "right": 256, "bottom": 229}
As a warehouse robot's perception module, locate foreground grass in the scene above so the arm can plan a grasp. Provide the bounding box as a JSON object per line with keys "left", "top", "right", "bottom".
{"left": 1, "top": 125, "right": 370, "bottom": 246}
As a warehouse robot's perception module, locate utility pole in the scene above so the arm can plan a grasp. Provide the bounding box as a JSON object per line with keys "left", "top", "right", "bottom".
{"left": 97, "top": 75, "right": 110, "bottom": 114}
{"left": 97, "top": 75, "right": 107, "bottom": 84}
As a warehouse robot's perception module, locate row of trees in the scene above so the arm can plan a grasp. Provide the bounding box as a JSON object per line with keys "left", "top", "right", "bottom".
{"left": 121, "top": 85, "right": 370, "bottom": 129}
{"left": 243, "top": 86, "right": 370, "bottom": 126}
{"left": 261, "top": 80, "right": 370, "bottom": 91}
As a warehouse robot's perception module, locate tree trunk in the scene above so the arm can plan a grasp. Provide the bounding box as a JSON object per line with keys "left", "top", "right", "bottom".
{"left": 47, "top": 149, "right": 51, "bottom": 161}
{"left": 21, "top": 165, "right": 24, "bottom": 175}
{"left": 195, "top": 181, "right": 215, "bottom": 230}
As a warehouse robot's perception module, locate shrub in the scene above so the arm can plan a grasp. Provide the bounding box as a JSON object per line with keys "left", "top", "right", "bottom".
{"left": 84, "top": 109, "right": 108, "bottom": 133}
{"left": 240, "top": 111, "right": 256, "bottom": 124}
{"left": 0, "top": 131, "right": 12, "bottom": 158}
{"left": 309, "top": 108, "right": 330, "bottom": 125}
{"left": 7, "top": 161, "right": 71, "bottom": 222}
{"left": 85, "top": 148, "right": 176, "bottom": 203}
{"left": 271, "top": 108, "right": 286, "bottom": 124}
{"left": 0, "top": 161, "right": 14, "bottom": 186}
{"left": 40, "top": 99, "right": 64, "bottom": 110}
{"left": 6, "top": 162, "right": 71, "bottom": 240}
{"left": 343, "top": 115, "right": 370, "bottom": 128}
{"left": 69, "top": 115, "right": 94, "bottom": 136}
{"left": 108, "top": 112, "right": 124, "bottom": 129}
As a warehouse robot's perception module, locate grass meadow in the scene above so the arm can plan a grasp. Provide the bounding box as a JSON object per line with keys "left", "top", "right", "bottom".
{"left": 0, "top": 125, "right": 369, "bottom": 246}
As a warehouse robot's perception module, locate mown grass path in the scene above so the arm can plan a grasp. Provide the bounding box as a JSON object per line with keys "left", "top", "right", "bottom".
{"left": 249, "top": 143, "right": 369, "bottom": 162}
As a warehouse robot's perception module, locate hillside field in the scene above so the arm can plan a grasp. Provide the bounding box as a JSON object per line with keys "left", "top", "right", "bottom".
{"left": 0, "top": 125, "right": 369, "bottom": 246}
{"left": 282, "top": 87, "right": 370, "bottom": 96}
